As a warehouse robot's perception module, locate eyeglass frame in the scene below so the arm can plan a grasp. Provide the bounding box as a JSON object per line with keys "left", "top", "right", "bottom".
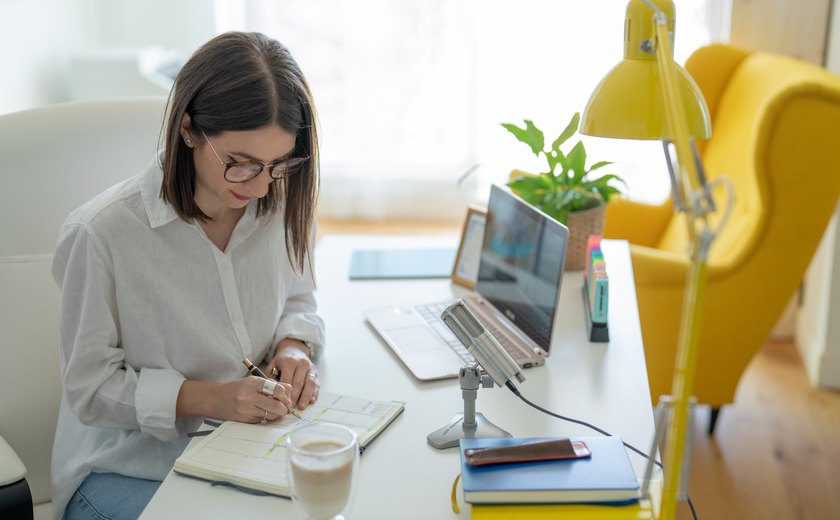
{"left": 199, "top": 130, "right": 309, "bottom": 183}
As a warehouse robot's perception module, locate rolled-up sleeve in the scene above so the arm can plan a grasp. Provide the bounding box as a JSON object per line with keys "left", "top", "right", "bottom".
{"left": 52, "top": 223, "right": 183, "bottom": 441}
{"left": 271, "top": 246, "right": 325, "bottom": 360}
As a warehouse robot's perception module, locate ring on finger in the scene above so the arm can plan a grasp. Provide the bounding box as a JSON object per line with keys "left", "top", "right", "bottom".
{"left": 260, "top": 410, "right": 269, "bottom": 424}
{"left": 306, "top": 372, "right": 318, "bottom": 380}
{"left": 261, "top": 379, "right": 277, "bottom": 397}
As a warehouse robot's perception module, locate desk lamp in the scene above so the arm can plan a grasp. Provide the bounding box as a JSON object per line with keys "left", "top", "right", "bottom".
{"left": 581, "top": 1, "right": 732, "bottom": 519}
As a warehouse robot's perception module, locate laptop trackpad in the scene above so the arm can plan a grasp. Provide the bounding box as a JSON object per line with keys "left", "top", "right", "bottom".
{"left": 384, "top": 325, "right": 449, "bottom": 354}
{"left": 383, "top": 325, "right": 462, "bottom": 380}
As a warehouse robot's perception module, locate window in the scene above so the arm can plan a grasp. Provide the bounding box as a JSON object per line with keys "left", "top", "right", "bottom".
{"left": 214, "top": 0, "right": 730, "bottom": 219}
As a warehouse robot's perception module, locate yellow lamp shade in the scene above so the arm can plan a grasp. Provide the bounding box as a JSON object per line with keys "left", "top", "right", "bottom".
{"left": 580, "top": 0, "right": 711, "bottom": 141}
{"left": 581, "top": 58, "right": 710, "bottom": 140}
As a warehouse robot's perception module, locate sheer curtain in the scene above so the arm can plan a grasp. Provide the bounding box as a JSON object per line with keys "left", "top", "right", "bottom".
{"left": 214, "top": 0, "right": 730, "bottom": 220}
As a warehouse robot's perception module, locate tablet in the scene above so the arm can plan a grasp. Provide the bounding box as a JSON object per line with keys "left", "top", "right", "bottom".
{"left": 348, "top": 248, "right": 456, "bottom": 280}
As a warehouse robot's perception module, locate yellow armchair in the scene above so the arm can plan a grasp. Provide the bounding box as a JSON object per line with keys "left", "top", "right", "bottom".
{"left": 604, "top": 44, "right": 840, "bottom": 434}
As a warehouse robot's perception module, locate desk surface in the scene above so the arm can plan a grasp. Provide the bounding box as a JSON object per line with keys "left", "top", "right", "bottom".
{"left": 141, "top": 235, "right": 657, "bottom": 519}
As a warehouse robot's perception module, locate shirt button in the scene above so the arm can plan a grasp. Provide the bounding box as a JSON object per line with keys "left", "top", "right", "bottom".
{"left": 232, "top": 312, "right": 242, "bottom": 322}
{"left": 221, "top": 262, "right": 231, "bottom": 271}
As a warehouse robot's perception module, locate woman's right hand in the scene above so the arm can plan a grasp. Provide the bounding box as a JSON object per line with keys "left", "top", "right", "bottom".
{"left": 216, "top": 376, "right": 294, "bottom": 423}
{"left": 177, "top": 377, "right": 294, "bottom": 423}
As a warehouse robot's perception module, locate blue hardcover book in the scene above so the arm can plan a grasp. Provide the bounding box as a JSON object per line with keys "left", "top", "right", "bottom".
{"left": 459, "top": 436, "right": 639, "bottom": 505}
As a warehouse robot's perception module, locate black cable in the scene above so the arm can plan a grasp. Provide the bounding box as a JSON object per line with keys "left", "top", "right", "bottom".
{"left": 505, "top": 381, "right": 699, "bottom": 520}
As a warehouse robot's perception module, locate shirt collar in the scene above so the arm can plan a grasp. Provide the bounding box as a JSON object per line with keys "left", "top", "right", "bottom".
{"left": 140, "top": 152, "right": 263, "bottom": 234}
{"left": 140, "top": 153, "right": 180, "bottom": 229}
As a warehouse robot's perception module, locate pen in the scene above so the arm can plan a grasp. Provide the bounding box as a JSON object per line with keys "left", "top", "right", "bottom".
{"left": 242, "top": 358, "right": 302, "bottom": 418}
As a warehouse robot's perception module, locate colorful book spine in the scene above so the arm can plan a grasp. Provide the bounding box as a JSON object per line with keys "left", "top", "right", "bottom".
{"left": 584, "top": 235, "right": 602, "bottom": 281}
{"left": 591, "top": 276, "right": 609, "bottom": 324}
{"left": 584, "top": 235, "right": 608, "bottom": 325}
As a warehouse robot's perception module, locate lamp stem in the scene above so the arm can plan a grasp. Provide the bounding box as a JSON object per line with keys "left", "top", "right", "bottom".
{"left": 650, "top": 11, "right": 709, "bottom": 520}
{"left": 661, "top": 240, "right": 707, "bottom": 519}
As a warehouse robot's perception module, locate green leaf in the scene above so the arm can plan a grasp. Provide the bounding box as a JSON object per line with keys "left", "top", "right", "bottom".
{"left": 551, "top": 112, "right": 580, "bottom": 152}
{"left": 581, "top": 174, "right": 626, "bottom": 203}
{"left": 587, "top": 160, "right": 612, "bottom": 172}
{"left": 584, "top": 173, "right": 626, "bottom": 188}
{"left": 556, "top": 188, "right": 576, "bottom": 207}
{"left": 456, "top": 163, "right": 482, "bottom": 186}
{"left": 507, "top": 176, "right": 551, "bottom": 207}
{"left": 566, "top": 141, "right": 587, "bottom": 182}
{"left": 503, "top": 112, "right": 625, "bottom": 218}
{"left": 537, "top": 172, "right": 556, "bottom": 190}
{"left": 501, "top": 120, "right": 544, "bottom": 157}
{"left": 545, "top": 152, "right": 559, "bottom": 174}
{"left": 555, "top": 151, "right": 569, "bottom": 175}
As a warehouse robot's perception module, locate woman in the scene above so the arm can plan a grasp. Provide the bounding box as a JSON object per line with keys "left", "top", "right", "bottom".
{"left": 51, "top": 32, "right": 324, "bottom": 520}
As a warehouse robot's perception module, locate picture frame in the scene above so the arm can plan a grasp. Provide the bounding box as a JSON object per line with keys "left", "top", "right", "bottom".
{"left": 451, "top": 205, "right": 487, "bottom": 289}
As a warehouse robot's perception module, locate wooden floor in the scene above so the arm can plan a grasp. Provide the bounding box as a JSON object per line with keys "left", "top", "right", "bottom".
{"left": 318, "top": 218, "right": 840, "bottom": 520}
{"left": 680, "top": 340, "right": 840, "bottom": 520}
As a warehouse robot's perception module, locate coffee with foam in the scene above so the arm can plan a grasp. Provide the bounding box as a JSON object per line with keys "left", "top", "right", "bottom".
{"left": 287, "top": 424, "right": 359, "bottom": 520}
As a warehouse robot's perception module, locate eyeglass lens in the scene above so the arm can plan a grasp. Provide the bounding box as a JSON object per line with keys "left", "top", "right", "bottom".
{"left": 225, "top": 158, "right": 307, "bottom": 182}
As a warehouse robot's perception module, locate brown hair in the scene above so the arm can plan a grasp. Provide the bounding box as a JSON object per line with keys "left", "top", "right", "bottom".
{"left": 160, "top": 31, "right": 319, "bottom": 274}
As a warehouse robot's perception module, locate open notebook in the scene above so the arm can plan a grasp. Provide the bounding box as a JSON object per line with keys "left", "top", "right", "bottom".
{"left": 173, "top": 392, "right": 404, "bottom": 497}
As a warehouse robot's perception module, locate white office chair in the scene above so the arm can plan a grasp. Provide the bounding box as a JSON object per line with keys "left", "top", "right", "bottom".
{"left": 0, "top": 97, "right": 167, "bottom": 520}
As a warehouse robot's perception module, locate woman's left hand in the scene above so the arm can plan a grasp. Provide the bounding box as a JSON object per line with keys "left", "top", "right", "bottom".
{"left": 266, "top": 338, "right": 319, "bottom": 410}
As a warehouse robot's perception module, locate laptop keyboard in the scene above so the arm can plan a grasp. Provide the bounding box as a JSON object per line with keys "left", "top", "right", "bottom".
{"left": 499, "top": 301, "right": 550, "bottom": 349}
{"left": 415, "top": 301, "right": 526, "bottom": 364}
{"left": 415, "top": 302, "right": 475, "bottom": 363}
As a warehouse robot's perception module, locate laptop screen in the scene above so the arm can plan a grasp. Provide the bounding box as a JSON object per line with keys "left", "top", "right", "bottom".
{"left": 476, "top": 185, "right": 569, "bottom": 353}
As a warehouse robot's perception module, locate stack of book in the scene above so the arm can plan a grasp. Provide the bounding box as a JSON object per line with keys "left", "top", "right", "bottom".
{"left": 459, "top": 436, "right": 655, "bottom": 519}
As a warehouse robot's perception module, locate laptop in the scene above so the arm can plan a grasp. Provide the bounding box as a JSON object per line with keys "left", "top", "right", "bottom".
{"left": 364, "top": 185, "right": 569, "bottom": 380}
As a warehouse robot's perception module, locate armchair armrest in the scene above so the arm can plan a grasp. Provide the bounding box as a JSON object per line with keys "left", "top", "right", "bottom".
{"left": 629, "top": 243, "right": 731, "bottom": 286}
{"left": 603, "top": 198, "right": 673, "bottom": 247}
{"left": 629, "top": 244, "right": 690, "bottom": 285}
{"left": 0, "top": 436, "right": 26, "bottom": 486}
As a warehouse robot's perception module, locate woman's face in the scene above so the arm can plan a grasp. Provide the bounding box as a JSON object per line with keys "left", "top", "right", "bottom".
{"left": 189, "top": 124, "right": 297, "bottom": 216}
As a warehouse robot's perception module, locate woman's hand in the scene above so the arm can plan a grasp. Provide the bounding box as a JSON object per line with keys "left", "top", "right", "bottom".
{"left": 217, "top": 376, "right": 294, "bottom": 423}
{"left": 266, "top": 338, "right": 319, "bottom": 410}
{"left": 177, "top": 377, "right": 293, "bottom": 424}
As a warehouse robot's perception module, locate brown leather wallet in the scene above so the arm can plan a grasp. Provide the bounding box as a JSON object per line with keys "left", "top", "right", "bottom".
{"left": 463, "top": 439, "right": 591, "bottom": 466}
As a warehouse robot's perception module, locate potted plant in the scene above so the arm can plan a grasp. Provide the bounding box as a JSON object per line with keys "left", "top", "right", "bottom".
{"left": 502, "top": 112, "right": 624, "bottom": 270}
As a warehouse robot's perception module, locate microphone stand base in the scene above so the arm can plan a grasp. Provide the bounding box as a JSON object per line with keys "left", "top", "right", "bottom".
{"left": 427, "top": 412, "right": 512, "bottom": 450}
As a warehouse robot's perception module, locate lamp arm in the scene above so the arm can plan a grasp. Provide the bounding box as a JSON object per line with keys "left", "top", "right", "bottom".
{"left": 652, "top": 15, "right": 702, "bottom": 222}
{"left": 647, "top": 5, "right": 712, "bottom": 520}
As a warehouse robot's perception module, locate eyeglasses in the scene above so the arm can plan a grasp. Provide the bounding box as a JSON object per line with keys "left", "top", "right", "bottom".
{"left": 200, "top": 130, "right": 309, "bottom": 183}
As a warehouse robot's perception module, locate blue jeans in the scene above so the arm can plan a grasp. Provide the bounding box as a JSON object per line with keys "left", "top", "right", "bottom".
{"left": 63, "top": 472, "right": 162, "bottom": 520}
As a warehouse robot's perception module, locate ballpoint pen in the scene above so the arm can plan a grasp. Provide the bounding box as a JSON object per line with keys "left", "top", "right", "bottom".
{"left": 242, "top": 358, "right": 302, "bottom": 418}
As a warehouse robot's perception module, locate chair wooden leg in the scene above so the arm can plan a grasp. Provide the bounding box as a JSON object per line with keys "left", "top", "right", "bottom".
{"left": 708, "top": 406, "right": 721, "bottom": 436}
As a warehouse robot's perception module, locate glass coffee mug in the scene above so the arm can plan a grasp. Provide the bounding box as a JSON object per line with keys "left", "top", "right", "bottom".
{"left": 286, "top": 423, "right": 360, "bottom": 520}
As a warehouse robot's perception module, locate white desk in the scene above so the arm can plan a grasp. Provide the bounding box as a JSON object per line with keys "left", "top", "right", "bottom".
{"left": 141, "top": 235, "right": 658, "bottom": 519}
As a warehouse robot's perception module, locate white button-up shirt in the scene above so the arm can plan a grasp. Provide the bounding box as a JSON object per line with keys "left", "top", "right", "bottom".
{"left": 49, "top": 158, "right": 324, "bottom": 519}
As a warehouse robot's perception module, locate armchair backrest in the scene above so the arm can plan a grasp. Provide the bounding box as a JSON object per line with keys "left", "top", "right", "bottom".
{"left": 0, "top": 97, "right": 166, "bottom": 258}
{"left": 655, "top": 45, "right": 840, "bottom": 406}
{"left": 0, "top": 97, "right": 166, "bottom": 508}
{"left": 659, "top": 44, "right": 840, "bottom": 274}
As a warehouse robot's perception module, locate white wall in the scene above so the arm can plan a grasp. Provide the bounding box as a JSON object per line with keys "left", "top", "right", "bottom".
{"left": 0, "top": 0, "right": 214, "bottom": 115}
{"left": 0, "top": 0, "right": 88, "bottom": 114}
{"left": 794, "top": 0, "right": 840, "bottom": 389}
